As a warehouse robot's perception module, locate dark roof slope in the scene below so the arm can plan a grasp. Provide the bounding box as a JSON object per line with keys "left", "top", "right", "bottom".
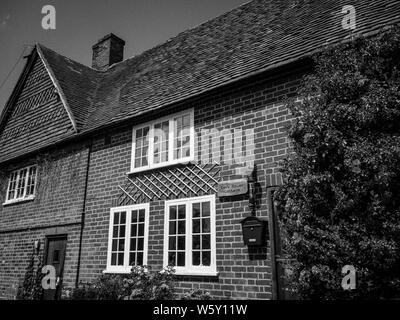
{"left": 1, "top": 0, "right": 400, "bottom": 162}
{"left": 38, "top": 45, "right": 101, "bottom": 129}
{"left": 51, "top": 0, "right": 400, "bottom": 133}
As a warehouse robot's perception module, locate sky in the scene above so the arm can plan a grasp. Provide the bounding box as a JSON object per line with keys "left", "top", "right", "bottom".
{"left": 0, "top": 0, "right": 247, "bottom": 113}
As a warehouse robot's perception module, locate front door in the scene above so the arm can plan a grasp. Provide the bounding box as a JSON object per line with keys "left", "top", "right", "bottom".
{"left": 42, "top": 236, "right": 67, "bottom": 300}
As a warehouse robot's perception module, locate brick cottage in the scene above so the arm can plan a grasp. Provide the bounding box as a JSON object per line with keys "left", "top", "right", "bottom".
{"left": 0, "top": 0, "right": 399, "bottom": 300}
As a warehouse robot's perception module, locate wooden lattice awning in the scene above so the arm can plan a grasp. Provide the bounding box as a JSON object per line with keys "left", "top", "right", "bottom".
{"left": 115, "top": 162, "right": 220, "bottom": 206}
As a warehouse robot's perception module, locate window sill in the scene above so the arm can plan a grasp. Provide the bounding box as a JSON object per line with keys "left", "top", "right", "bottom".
{"left": 3, "top": 196, "right": 35, "bottom": 206}
{"left": 127, "top": 158, "right": 194, "bottom": 175}
{"left": 102, "top": 267, "right": 132, "bottom": 274}
{"left": 173, "top": 270, "right": 219, "bottom": 277}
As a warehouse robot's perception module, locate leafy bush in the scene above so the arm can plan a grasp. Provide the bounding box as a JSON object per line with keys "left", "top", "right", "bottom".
{"left": 71, "top": 266, "right": 176, "bottom": 300}
{"left": 180, "top": 289, "right": 212, "bottom": 300}
{"left": 69, "top": 266, "right": 212, "bottom": 300}
{"left": 276, "top": 26, "right": 400, "bottom": 299}
{"left": 16, "top": 248, "right": 44, "bottom": 300}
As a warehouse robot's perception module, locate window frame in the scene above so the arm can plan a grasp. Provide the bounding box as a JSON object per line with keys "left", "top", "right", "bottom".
{"left": 104, "top": 203, "right": 150, "bottom": 274}
{"left": 3, "top": 165, "right": 37, "bottom": 205}
{"left": 130, "top": 108, "right": 195, "bottom": 174}
{"left": 163, "top": 194, "right": 217, "bottom": 276}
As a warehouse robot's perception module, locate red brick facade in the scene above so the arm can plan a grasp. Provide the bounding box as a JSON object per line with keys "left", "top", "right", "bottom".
{"left": 76, "top": 64, "right": 305, "bottom": 299}
{"left": 0, "top": 53, "right": 306, "bottom": 299}
{"left": 0, "top": 143, "right": 90, "bottom": 299}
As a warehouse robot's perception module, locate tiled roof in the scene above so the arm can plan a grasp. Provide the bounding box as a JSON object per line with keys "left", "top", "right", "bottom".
{"left": 1, "top": 0, "right": 400, "bottom": 162}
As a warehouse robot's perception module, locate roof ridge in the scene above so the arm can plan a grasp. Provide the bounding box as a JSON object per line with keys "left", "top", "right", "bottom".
{"left": 36, "top": 43, "right": 101, "bottom": 74}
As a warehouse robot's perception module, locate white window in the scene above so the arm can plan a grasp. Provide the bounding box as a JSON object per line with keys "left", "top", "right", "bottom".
{"left": 4, "top": 165, "right": 37, "bottom": 204}
{"left": 164, "top": 195, "right": 217, "bottom": 276}
{"left": 105, "top": 204, "right": 149, "bottom": 273}
{"left": 130, "top": 109, "right": 194, "bottom": 173}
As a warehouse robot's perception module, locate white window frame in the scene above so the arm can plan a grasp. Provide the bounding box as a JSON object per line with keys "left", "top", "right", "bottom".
{"left": 129, "top": 108, "right": 195, "bottom": 174}
{"left": 163, "top": 194, "right": 217, "bottom": 276}
{"left": 104, "top": 203, "right": 150, "bottom": 274}
{"left": 3, "top": 165, "right": 37, "bottom": 205}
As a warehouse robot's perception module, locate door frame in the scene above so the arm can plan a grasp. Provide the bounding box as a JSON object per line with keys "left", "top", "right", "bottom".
{"left": 43, "top": 234, "right": 68, "bottom": 300}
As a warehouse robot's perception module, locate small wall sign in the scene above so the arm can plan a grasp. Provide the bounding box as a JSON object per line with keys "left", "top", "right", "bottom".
{"left": 217, "top": 179, "right": 248, "bottom": 197}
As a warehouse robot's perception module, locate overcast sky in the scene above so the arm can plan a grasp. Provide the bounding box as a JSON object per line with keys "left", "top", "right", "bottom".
{"left": 0, "top": 0, "right": 246, "bottom": 113}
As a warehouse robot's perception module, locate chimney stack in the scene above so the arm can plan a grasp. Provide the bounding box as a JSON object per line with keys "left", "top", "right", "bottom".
{"left": 92, "top": 33, "right": 125, "bottom": 70}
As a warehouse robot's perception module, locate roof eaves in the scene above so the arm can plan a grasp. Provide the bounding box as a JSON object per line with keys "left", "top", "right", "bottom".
{"left": 36, "top": 43, "right": 79, "bottom": 133}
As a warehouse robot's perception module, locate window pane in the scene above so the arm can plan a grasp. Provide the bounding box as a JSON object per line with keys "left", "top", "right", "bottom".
{"left": 26, "top": 166, "right": 37, "bottom": 196}
{"left": 129, "top": 253, "right": 136, "bottom": 266}
{"left": 177, "top": 236, "right": 185, "bottom": 250}
{"left": 169, "top": 236, "right": 176, "bottom": 250}
{"left": 137, "top": 252, "right": 143, "bottom": 265}
{"left": 202, "top": 235, "right": 211, "bottom": 249}
{"left": 178, "top": 221, "right": 185, "bottom": 234}
{"left": 202, "top": 202, "right": 210, "bottom": 217}
{"left": 153, "top": 121, "right": 169, "bottom": 164}
{"left": 16, "top": 169, "right": 27, "bottom": 199}
{"left": 138, "top": 224, "right": 144, "bottom": 236}
{"left": 202, "top": 251, "right": 211, "bottom": 266}
{"left": 129, "top": 208, "right": 147, "bottom": 267}
{"left": 119, "top": 226, "right": 125, "bottom": 237}
{"left": 110, "top": 211, "right": 127, "bottom": 266}
{"left": 135, "top": 127, "right": 149, "bottom": 167}
{"left": 193, "top": 203, "right": 200, "bottom": 218}
{"left": 202, "top": 219, "right": 210, "bottom": 233}
{"left": 178, "top": 205, "right": 185, "bottom": 219}
{"left": 118, "top": 253, "right": 124, "bottom": 266}
{"left": 138, "top": 210, "right": 145, "bottom": 222}
{"left": 111, "top": 253, "right": 117, "bottom": 265}
{"left": 193, "top": 219, "right": 200, "bottom": 234}
{"left": 168, "top": 203, "right": 187, "bottom": 268}
{"left": 137, "top": 238, "right": 144, "bottom": 250}
{"left": 177, "top": 252, "right": 185, "bottom": 266}
{"left": 193, "top": 252, "right": 200, "bottom": 266}
{"left": 169, "top": 206, "right": 176, "bottom": 220}
{"left": 169, "top": 221, "right": 176, "bottom": 235}
{"left": 7, "top": 171, "right": 17, "bottom": 201}
{"left": 168, "top": 252, "right": 176, "bottom": 265}
{"left": 193, "top": 235, "right": 200, "bottom": 250}
{"left": 174, "top": 114, "right": 191, "bottom": 160}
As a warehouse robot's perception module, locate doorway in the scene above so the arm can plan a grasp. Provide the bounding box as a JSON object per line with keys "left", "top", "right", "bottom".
{"left": 42, "top": 236, "right": 67, "bottom": 300}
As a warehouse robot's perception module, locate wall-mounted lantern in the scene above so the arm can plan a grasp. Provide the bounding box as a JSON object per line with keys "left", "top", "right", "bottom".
{"left": 240, "top": 216, "right": 267, "bottom": 246}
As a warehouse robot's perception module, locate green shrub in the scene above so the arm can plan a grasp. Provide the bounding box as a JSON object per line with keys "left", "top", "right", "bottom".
{"left": 70, "top": 266, "right": 176, "bottom": 300}
{"left": 276, "top": 25, "right": 400, "bottom": 299}
{"left": 180, "top": 289, "right": 212, "bottom": 300}
{"left": 16, "top": 249, "right": 44, "bottom": 300}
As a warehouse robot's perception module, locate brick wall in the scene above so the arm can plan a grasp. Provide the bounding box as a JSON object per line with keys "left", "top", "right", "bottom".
{"left": 0, "top": 142, "right": 89, "bottom": 299}
{"left": 78, "top": 65, "right": 306, "bottom": 299}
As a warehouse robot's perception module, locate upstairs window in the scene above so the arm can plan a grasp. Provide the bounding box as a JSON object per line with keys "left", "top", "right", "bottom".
{"left": 130, "top": 109, "right": 194, "bottom": 173}
{"left": 5, "top": 165, "right": 37, "bottom": 204}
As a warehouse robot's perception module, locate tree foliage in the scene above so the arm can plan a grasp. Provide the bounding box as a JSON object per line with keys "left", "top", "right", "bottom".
{"left": 276, "top": 26, "right": 400, "bottom": 299}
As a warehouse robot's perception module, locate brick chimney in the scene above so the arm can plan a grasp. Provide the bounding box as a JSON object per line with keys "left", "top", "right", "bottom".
{"left": 92, "top": 33, "right": 125, "bottom": 70}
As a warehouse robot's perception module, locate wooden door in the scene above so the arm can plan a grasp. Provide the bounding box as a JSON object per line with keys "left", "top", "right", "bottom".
{"left": 42, "top": 236, "right": 67, "bottom": 300}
